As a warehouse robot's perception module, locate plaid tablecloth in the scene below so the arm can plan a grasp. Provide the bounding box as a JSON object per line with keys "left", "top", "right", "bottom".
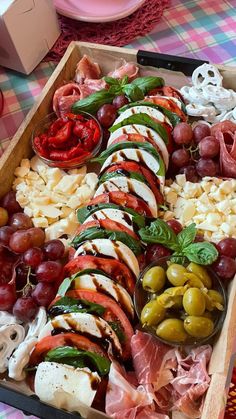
{"left": 0, "top": 0, "right": 236, "bottom": 417}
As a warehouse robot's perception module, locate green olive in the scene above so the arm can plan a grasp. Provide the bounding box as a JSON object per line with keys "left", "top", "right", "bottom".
{"left": 166, "top": 264, "right": 188, "bottom": 286}
{"left": 183, "top": 287, "right": 206, "bottom": 316}
{"left": 164, "top": 287, "right": 184, "bottom": 309}
{"left": 183, "top": 272, "right": 205, "bottom": 289}
{"left": 141, "top": 300, "right": 166, "bottom": 326}
{"left": 156, "top": 318, "right": 187, "bottom": 343}
{"left": 186, "top": 263, "right": 212, "bottom": 289}
{"left": 208, "top": 290, "right": 224, "bottom": 308}
{"left": 142, "top": 266, "right": 166, "bottom": 293}
{"left": 184, "top": 316, "right": 214, "bottom": 338}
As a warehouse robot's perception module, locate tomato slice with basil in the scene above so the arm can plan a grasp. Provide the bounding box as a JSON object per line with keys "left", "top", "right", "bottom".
{"left": 64, "top": 255, "right": 135, "bottom": 294}
{"left": 144, "top": 96, "right": 187, "bottom": 121}
{"left": 75, "top": 217, "right": 138, "bottom": 240}
{"left": 88, "top": 192, "right": 153, "bottom": 217}
{"left": 29, "top": 333, "right": 107, "bottom": 366}
{"left": 66, "top": 289, "right": 134, "bottom": 360}
{"left": 104, "top": 161, "right": 164, "bottom": 205}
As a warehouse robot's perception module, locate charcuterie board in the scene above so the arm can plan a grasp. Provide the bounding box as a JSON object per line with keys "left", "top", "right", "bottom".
{"left": 0, "top": 41, "right": 236, "bottom": 419}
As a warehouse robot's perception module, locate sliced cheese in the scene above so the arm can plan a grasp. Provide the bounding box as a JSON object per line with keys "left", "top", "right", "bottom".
{"left": 112, "top": 105, "right": 171, "bottom": 126}
{"left": 85, "top": 208, "right": 134, "bottom": 231}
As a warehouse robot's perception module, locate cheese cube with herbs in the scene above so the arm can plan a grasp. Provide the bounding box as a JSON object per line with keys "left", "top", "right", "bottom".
{"left": 163, "top": 175, "right": 236, "bottom": 242}
{"left": 13, "top": 157, "right": 98, "bottom": 240}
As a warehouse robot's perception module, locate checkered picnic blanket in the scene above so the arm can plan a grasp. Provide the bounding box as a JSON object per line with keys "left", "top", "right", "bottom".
{"left": 0, "top": 0, "right": 236, "bottom": 417}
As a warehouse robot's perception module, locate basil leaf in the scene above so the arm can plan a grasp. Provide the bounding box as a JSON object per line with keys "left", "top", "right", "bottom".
{"left": 177, "top": 223, "right": 196, "bottom": 249}
{"left": 109, "top": 113, "right": 168, "bottom": 144}
{"left": 108, "top": 85, "right": 123, "bottom": 95}
{"left": 72, "top": 227, "right": 142, "bottom": 256}
{"left": 182, "top": 242, "right": 218, "bottom": 265}
{"left": 48, "top": 296, "right": 105, "bottom": 317}
{"left": 130, "top": 76, "right": 165, "bottom": 93}
{"left": 45, "top": 346, "right": 110, "bottom": 376}
{"left": 71, "top": 90, "right": 115, "bottom": 114}
{"left": 108, "top": 322, "right": 125, "bottom": 343}
{"left": 77, "top": 203, "right": 146, "bottom": 228}
{"left": 122, "top": 85, "right": 144, "bottom": 102}
{"left": 73, "top": 268, "right": 112, "bottom": 279}
{"left": 139, "top": 218, "right": 180, "bottom": 251}
{"left": 121, "top": 75, "right": 129, "bottom": 86}
{"left": 118, "top": 101, "right": 182, "bottom": 126}
{"left": 103, "top": 76, "right": 120, "bottom": 86}
{"left": 57, "top": 276, "right": 74, "bottom": 297}
{"left": 98, "top": 170, "right": 147, "bottom": 186}
{"left": 92, "top": 141, "right": 165, "bottom": 177}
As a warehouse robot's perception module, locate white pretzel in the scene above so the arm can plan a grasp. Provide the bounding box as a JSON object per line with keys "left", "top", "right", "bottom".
{"left": 215, "top": 90, "right": 236, "bottom": 111}
{"left": 25, "top": 307, "right": 47, "bottom": 339}
{"left": 221, "top": 110, "right": 236, "bottom": 122}
{"left": 192, "top": 64, "right": 223, "bottom": 88}
{"left": 0, "top": 324, "right": 25, "bottom": 373}
{"left": 186, "top": 103, "right": 216, "bottom": 118}
{"left": 232, "top": 107, "right": 236, "bottom": 120}
{"left": 202, "top": 85, "right": 231, "bottom": 102}
{"left": 180, "top": 86, "right": 191, "bottom": 101}
{"left": 8, "top": 337, "right": 37, "bottom": 381}
{"left": 203, "top": 109, "right": 227, "bottom": 123}
{"left": 0, "top": 311, "right": 21, "bottom": 325}
{"left": 188, "top": 87, "right": 209, "bottom": 105}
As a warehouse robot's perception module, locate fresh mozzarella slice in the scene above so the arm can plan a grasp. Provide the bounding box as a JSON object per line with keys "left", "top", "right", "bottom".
{"left": 85, "top": 208, "right": 134, "bottom": 231}
{"left": 35, "top": 362, "right": 100, "bottom": 412}
{"left": 74, "top": 273, "right": 134, "bottom": 318}
{"left": 113, "top": 105, "right": 171, "bottom": 126}
{"left": 100, "top": 148, "right": 165, "bottom": 189}
{"left": 8, "top": 337, "right": 37, "bottom": 381}
{"left": 38, "top": 312, "right": 122, "bottom": 356}
{"left": 107, "top": 124, "right": 169, "bottom": 168}
{"left": 74, "top": 239, "right": 139, "bottom": 278}
{"left": 94, "top": 176, "right": 158, "bottom": 218}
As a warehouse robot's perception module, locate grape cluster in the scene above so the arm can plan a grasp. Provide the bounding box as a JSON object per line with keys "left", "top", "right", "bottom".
{"left": 96, "top": 95, "right": 128, "bottom": 128}
{"left": 0, "top": 191, "right": 65, "bottom": 322}
{"left": 144, "top": 219, "right": 236, "bottom": 282}
{"left": 170, "top": 122, "right": 221, "bottom": 180}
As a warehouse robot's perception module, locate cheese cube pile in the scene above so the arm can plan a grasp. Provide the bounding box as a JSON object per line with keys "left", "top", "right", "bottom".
{"left": 163, "top": 174, "right": 236, "bottom": 242}
{"left": 12, "top": 157, "right": 98, "bottom": 241}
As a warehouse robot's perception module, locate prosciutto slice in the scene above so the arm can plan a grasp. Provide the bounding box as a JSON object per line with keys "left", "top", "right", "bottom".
{"left": 215, "top": 131, "right": 236, "bottom": 177}
{"left": 74, "top": 55, "right": 101, "bottom": 83}
{"left": 108, "top": 63, "right": 139, "bottom": 81}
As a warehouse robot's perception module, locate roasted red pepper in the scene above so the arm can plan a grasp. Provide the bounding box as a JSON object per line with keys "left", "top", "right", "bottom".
{"left": 48, "top": 121, "right": 73, "bottom": 148}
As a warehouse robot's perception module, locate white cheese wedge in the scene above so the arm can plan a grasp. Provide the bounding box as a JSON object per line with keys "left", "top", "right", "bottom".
{"left": 55, "top": 174, "right": 83, "bottom": 194}
{"left": 74, "top": 239, "right": 139, "bottom": 278}
{"left": 107, "top": 124, "right": 169, "bottom": 168}
{"left": 35, "top": 363, "right": 100, "bottom": 412}
{"left": 74, "top": 273, "right": 134, "bottom": 318}
{"left": 94, "top": 177, "right": 158, "bottom": 218}
{"left": 38, "top": 313, "right": 122, "bottom": 356}
{"left": 85, "top": 208, "right": 134, "bottom": 231}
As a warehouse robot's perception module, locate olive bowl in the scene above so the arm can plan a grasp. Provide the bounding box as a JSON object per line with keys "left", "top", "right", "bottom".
{"left": 134, "top": 256, "right": 227, "bottom": 347}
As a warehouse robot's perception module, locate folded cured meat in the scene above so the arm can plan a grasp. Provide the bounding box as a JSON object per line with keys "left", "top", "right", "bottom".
{"left": 75, "top": 55, "right": 101, "bottom": 83}
{"left": 215, "top": 131, "right": 236, "bottom": 178}
{"left": 108, "top": 62, "right": 139, "bottom": 81}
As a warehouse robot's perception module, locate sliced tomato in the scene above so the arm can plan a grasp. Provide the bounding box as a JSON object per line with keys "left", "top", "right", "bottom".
{"left": 148, "top": 86, "right": 185, "bottom": 103}
{"left": 29, "top": 333, "right": 107, "bottom": 366}
{"left": 104, "top": 162, "right": 164, "bottom": 205}
{"left": 88, "top": 191, "right": 153, "bottom": 217}
{"left": 75, "top": 217, "right": 138, "bottom": 240}
{"left": 66, "top": 289, "right": 134, "bottom": 359}
{"left": 64, "top": 255, "right": 135, "bottom": 294}
{"left": 144, "top": 96, "right": 187, "bottom": 121}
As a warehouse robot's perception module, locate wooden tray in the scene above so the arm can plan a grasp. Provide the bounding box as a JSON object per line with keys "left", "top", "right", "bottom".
{"left": 0, "top": 41, "right": 236, "bottom": 419}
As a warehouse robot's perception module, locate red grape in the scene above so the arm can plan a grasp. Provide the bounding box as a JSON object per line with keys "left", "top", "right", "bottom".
{"left": 9, "top": 213, "right": 33, "bottom": 230}
{"left": 0, "top": 207, "right": 8, "bottom": 227}
{"left": 0, "top": 284, "right": 16, "bottom": 311}
{"left": 171, "top": 149, "right": 190, "bottom": 168}
{"left": 196, "top": 158, "right": 217, "bottom": 177}
{"left": 28, "top": 228, "right": 45, "bottom": 247}
{"left": 13, "top": 297, "right": 38, "bottom": 322}
{"left": 1, "top": 191, "right": 22, "bottom": 214}
{"left": 167, "top": 219, "right": 182, "bottom": 234}
{"left": 36, "top": 261, "right": 63, "bottom": 283}
{"left": 172, "top": 122, "right": 193, "bottom": 145}
{"left": 112, "top": 95, "right": 129, "bottom": 109}
{"left": 9, "top": 230, "right": 32, "bottom": 253}
{"left": 193, "top": 123, "right": 211, "bottom": 144}
{"left": 145, "top": 244, "right": 171, "bottom": 264}
{"left": 217, "top": 238, "right": 236, "bottom": 259}
{"left": 199, "top": 136, "right": 220, "bottom": 158}
{"left": 213, "top": 256, "right": 236, "bottom": 280}
{"left": 43, "top": 240, "right": 65, "bottom": 260}
{"left": 97, "top": 104, "right": 117, "bottom": 128}
{"left": 0, "top": 226, "right": 15, "bottom": 246}
{"left": 23, "top": 247, "right": 44, "bottom": 268}
{"left": 0, "top": 260, "right": 14, "bottom": 284}
{"left": 32, "top": 282, "right": 56, "bottom": 307}
{"left": 179, "top": 165, "right": 199, "bottom": 182}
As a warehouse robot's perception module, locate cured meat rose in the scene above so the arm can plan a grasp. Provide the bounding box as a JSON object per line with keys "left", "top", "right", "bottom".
{"left": 75, "top": 55, "right": 101, "bottom": 83}
{"left": 211, "top": 120, "right": 236, "bottom": 136}
{"left": 108, "top": 62, "right": 139, "bottom": 81}
{"left": 216, "top": 131, "right": 236, "bottom": 178}
{"left": 52, "top": 83, "right": 91, "bottom": 116}
{"left": 105, "top": 361, "right": 168, "bottom": 419}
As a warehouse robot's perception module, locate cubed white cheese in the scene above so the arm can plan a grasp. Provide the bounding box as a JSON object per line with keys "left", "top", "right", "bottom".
{"left": 36, "top": 205, "right": 62, "bottom": 218}
{"left": 175, "top": 174, "right": 186, "bottom": 187}
{"left": 76, "top": 184, "right": 93, "bottom": 202}
{"left": 55, "top": 175, "right": 82, "bottom": 194}
{"left": 32, "top": 217, "right": 49, "bottom": 228}
{"left": 165, "top": 190, "right": 178, "bottom": 205}
{"left": 82, "top": 173, "right": 98, "bottom": 190}
{"left": 14, "top": 166, "right": 30, "bottom": 178}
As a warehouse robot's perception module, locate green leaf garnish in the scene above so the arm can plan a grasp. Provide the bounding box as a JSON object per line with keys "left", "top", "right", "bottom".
{"left": 139, "top": 218, "right": 180, "bottom": 251}
{"left": 48, "top": 296, "right": 105, "bottom": 317}
{"left": 182, "top": 242, "right": 218, "bottom": 265}
{"left": 177, "top": 223, "right": 196, "bottom": 249}
{"left": 118, "top": 101, "right": 182, "bottom": 126}
{"left": 98, "top": 170, "right": 147, "bottom": 186}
